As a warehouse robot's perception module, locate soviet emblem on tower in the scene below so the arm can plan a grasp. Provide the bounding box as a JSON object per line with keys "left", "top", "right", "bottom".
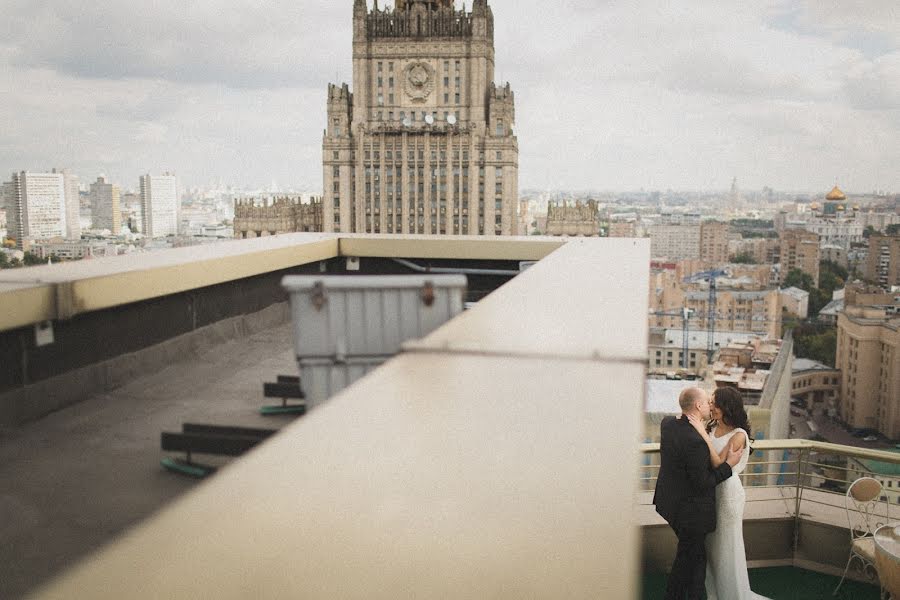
{"left": 404, "top": 61, "right": 434, "bottom": 102}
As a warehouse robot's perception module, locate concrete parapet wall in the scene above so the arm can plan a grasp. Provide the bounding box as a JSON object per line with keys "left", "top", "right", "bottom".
{"left": 0, "top": 302, "right": 290, "bottom": 429}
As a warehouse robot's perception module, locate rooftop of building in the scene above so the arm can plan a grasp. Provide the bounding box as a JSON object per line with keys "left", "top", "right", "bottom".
{"left": 684, "top": 289, "right": 773, "bottom": 301}
{"left": 1, "top": 234, "right": 652, "bottom": 598}
{"left": 853, "top": 449, "right": 900, "bottom": 478}
{"left": 792, "top": 357, "right": 838, "bottom": 373}
{"left": 819, "top": 297, "right": 844, "bottom": 316}
{"left": 1, "top": 234, "right": 895, "bottom": 599}
{"left": 781, "top": 286, "right": 809, "bottom": 299}
{"left": 659, "top": 328, "right": 758, "bottom": 350}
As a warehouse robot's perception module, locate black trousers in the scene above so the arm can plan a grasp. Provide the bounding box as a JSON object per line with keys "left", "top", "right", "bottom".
{"left": 664, "top": 524, "right": 707, "bottom": 600}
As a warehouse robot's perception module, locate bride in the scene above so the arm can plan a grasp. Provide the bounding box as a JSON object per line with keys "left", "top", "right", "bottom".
{"left": 686, "top": 387, "right": 770, "bottom": 600}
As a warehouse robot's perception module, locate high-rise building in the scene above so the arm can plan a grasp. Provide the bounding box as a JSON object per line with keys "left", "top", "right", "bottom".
{"left": 865, "top": 234, "right": 900, "bottom": 289}
{"left": 836, "top": 289, "right": 900, "bottom": 437}
{"left": 649, "top": 265, "right": 782, "bottom": 339}
{"left": 545, "top": 200, "right": 599, "bottom": 236}
{"left": 699, "top": 221, "right": 729, "bottom": 265}
{"left": 729, "top": 177, "right": 740, "bottom": 210}
{"left": 727, "top": 237, "right": 778, "bottom": 266}
{"left": 608, "top": 221, "right": 636, "bottom": 238}
{"left": 52, "top": 168, "right": 81, "bottom": 240}
{"left": 140, "top": 173, "right": 178, "bottom": 238}
{"left": 682, "top": 289, "right": 781, "bottom": 339}
{"left": 233, "top": 197, "right": 324, "bottom": 238}
{"left": 322, "top": 0, "right": 519, "bottom": 236}
{"left": 90, "top": 176, "right": 121, "bottom": 234}
{"left": 648, "top": 223, "right": 701, "bottom": 259}
{"left": 120, "top": 192, "right": 142, "bottom": 234}
{"left": 777, "top": 229, "right": 820, "bottom": 287}
{"left": 5, "top": 171, "right": 67, "bottom": 249}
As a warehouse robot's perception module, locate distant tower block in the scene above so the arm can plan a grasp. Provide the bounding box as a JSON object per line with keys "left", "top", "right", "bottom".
{"left": 546, "top": 200, "right": 599, "bottom": 236}
{"left": 323, "top": 0, "right": 519, "bottom": 236}
{"left": 729, "top": 177, "right": 740, "bottom": 209}
{"left": 233, "top": 197, "right": 323, "bottom": 238}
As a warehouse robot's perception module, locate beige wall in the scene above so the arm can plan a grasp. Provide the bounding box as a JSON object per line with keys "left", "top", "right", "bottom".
{"left": 837, "top": 311, "right": 900, "bottom": 437}
{"left": 865, "top": 234, "right": 900, "bottom": 288}
{"left": 609, "top": 221, "right": 636, "bottom": 238}
{"left": 728, "top": 237, "right": 778, "bottom": 265}
{"left": 780, "top": 289, "right": 809, "bottom": 319}
{"left": 700, "top": 221, "right": 729, "bottom": 264}
{"left": 792, "top": 369, "right": 840, "bottom": 410}
{"left": 650, "top": 279, "right": 781, "bottom": 340}
{"left": 779, "top": 229, "right": 821, "bottom": 287}
{"left": 649, "top": 224, "right": 700, "bottom": 259}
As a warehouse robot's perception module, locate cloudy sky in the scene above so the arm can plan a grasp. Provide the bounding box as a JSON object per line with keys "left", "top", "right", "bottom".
{"left": 1, "top": 1, "right": 898, "bottom": 193}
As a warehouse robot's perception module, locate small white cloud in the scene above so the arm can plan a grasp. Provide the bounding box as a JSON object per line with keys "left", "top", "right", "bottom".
{"left": 843, "top": 51, "right": 900, "bottom": 110}
{"left": 135, "top": 123, "right": 168, "bottom": 144}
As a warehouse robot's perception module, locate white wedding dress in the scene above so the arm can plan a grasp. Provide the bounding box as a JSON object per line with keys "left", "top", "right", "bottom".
{"left": 705, "top": 428, "right": 770, "bottom": 600}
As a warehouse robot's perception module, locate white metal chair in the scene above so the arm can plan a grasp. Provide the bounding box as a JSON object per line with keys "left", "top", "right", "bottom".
{"left": 834, "top": 476, "right": 889, "bottom": 596}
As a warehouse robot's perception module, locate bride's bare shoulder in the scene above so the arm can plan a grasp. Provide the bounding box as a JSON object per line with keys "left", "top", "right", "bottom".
{"left": 729, "top": 429, "right": 748, "bottom": 450}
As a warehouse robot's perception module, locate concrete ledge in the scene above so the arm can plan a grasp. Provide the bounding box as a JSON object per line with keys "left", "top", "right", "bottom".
{"left": 0, "top": 302, "right": 290, "bottom": 429}
{"left": 642, "top": 517, "right": 877, "bottom": 585}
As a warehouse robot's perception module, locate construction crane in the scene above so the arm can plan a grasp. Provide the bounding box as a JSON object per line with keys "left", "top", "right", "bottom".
{"left": 683, "top": 269, "right": 729, "bottom": 361}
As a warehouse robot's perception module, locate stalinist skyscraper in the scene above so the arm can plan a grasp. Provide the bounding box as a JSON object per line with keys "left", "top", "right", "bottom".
{"left": 322, "top": 0, "right": 519, "bottom": 236}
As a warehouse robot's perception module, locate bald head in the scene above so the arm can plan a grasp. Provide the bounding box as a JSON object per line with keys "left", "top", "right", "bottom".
{"left": 679, "top": 387, "right": 707, "bottom": 412}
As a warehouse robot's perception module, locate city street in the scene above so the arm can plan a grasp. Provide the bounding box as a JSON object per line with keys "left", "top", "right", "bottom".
{"left": 791, "top": 406, "right": 897, "bottom": 451}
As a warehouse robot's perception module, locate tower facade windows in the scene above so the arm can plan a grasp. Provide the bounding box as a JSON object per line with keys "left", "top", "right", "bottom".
{"left": 322, "top": 0, "right": 517, "bottom": 236}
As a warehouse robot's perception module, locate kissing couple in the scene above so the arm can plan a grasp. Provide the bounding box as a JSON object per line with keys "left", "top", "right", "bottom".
{"left": 653, "top": 386, "right": 770, "bottom": 600}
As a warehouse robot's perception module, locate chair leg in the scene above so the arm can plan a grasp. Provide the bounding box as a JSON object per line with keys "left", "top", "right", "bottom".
{"left": 834, "top": 553, "right": 856, "bottom": 596}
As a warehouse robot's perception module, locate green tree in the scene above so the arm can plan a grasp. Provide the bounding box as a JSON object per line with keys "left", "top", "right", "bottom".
{"left": 887, "top": 224, "right": 900, "bottom": 235}
{"left": 809, "top": 288, "right": 831, "bottom": 315}
{"left": 783, "top": 268, "right": 814, "bottom": 292}
{"left": 820, "top": 260, "right": 848, "bottom": 282}
{"left": 0, "top": 252, "right": 9, "bottom": 269}
{"left": 730, "top": 252, "right": 757, "bottom": 264}
{"left": 730, "top": 218, "right": 774, "bottom": 229}
{"left": 22, "top": 252, "right": 43, "bottom": 266}
{"left": 863, "top": 225, "right": 876, "bottom": 238}
{"left": 818, "top": 260, "right": 847, "bottom": 295}
{"left": 791, "top": 322, "right": 837, "bottom": 367}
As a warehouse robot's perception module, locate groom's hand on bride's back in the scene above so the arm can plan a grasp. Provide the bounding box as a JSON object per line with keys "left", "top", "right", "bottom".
{"left": 726, "top": 447, "right": 742, "bottom": 468}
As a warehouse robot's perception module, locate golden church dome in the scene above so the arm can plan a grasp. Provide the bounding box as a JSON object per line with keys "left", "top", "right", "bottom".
{"left": 826, "top": 186, "right": 846, "bottom": 201}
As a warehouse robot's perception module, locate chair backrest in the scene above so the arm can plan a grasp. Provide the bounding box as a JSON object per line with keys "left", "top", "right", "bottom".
{"left": 846, "top": 476, "right": 887, "bottom": 541}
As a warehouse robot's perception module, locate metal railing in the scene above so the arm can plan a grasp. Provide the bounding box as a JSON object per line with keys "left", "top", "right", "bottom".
{"left": 639, "top": 439, "right": 900, "bottom": 552}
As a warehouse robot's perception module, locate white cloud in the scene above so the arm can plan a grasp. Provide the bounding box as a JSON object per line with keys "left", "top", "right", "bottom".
{"left": 135, "top": 123, "right": 168, "bottom": 144}
{"left": 843, "top": 51, "right": 900, "bottom": 110}
{"left": 0, "top": 0, "right": 897, "bottom": 192}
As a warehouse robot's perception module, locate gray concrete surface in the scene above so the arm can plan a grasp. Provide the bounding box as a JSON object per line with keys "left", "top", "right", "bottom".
{"left": 0, "top": 322, "right": 297, "bottom": 600}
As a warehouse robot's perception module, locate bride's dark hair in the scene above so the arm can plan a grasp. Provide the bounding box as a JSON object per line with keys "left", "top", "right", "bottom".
{"left": 708, "top": 387, "right": 755, "bottom": 454}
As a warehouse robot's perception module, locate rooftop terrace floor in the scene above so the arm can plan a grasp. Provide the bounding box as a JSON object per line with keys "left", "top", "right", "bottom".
{"left": 0, "top": 320, "right": 298, "bottom": 599}
{"left": 642, "top": 567, "right": 880, "bottom": 600}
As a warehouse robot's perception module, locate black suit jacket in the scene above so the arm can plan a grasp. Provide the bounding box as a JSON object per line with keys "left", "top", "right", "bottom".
{"left": 653, "top": 415, "right": 733, "bottom": 534}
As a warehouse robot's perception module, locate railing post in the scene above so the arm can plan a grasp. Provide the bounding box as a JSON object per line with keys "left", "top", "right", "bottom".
{"left": 793, "top": 446, "right": 808, "bottom": 556}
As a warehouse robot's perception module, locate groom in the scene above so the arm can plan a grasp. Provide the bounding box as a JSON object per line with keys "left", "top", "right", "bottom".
{"left": 653, "top": 387, "right": 741, "bottom": 600}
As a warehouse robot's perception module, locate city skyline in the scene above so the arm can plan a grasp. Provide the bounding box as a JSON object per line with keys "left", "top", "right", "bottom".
{"left": 1, "top": 1, "right": 898, "bottom": 193}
